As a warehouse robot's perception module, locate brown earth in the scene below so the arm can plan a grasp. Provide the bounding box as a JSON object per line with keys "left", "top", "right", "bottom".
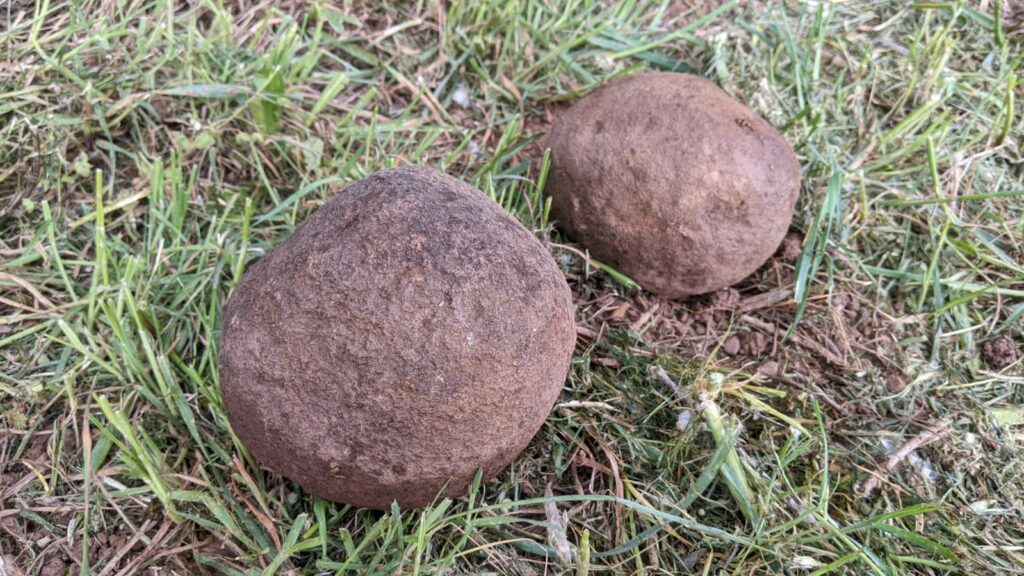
{"left": 983, "top": 335, "right": 1018, "bottom": 370}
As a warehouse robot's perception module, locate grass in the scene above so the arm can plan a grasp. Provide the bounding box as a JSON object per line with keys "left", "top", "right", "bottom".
{"left": 1, "top": 0, "right": 1023, "bottom": 574}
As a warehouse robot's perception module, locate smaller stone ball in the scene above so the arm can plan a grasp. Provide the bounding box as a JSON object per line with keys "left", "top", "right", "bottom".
{"left": 545, "top": 72, "right": 802, "bottom": 298}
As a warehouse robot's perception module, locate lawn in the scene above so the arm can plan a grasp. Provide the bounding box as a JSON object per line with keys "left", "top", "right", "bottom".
{"left": 2, "top": 0, "right": 1023, "bottom": 574}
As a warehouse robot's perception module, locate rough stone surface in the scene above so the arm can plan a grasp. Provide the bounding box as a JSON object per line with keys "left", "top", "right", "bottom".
{"left": 219, "top": 167, "right": 576, "bottom": 510}
{"left": 545, "top": 72, "right": 801, "bottom": 298}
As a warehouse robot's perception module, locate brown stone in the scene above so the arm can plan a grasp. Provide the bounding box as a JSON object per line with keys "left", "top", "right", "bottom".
{"left": 219, "top": 167, "right": 576, "bottom": 509}
{"left": 546, "top": 72, "right": 801, "bottom": 298}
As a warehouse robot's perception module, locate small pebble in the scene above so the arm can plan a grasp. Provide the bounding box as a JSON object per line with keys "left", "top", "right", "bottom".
{"left": 723, "top": 336, "right": 741, "bottom": 356}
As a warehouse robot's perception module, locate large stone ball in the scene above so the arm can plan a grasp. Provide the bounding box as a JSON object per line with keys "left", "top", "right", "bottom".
{"left": 219, "top": 167, "right": 576, "bottom": 510}
{"left": 545, "top": 72, "right": 801, "bottom": 298}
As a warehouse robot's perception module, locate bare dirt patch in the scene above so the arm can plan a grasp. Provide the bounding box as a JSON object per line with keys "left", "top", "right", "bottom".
{"left": 982, "top": 335, "right": 1018, "bottom": 370}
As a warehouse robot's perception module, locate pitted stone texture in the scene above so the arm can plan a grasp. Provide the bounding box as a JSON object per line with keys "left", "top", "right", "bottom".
{"left": 220, "top": 167, "right": 576, "bottom": 509}
{"left": 546, "top": 72, "right": 801, "bottom": 298}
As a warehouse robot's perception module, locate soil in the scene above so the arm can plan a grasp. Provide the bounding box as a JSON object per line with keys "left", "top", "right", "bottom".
{"left": 778, "top": 232, "right": 804, "bottom": 262}
{"left": 569, "top": 229, "right": 913, "bottom": 407}
{"left": 982, "top": 335, "right": 1018, "bottom": 370}
{"left": 545, "top": 73, "right": 801, "bottom": 298}
{"left": 39, "top": 558, "right": 63, "bottom": 576}
{"left": 1, "top": 555, "right": 24, "bottom": 576}
{"left": 1007, "top": 1, "right": 1024, "bottom": 34}
{"left": 219, "top": 167, "right": 577, "bottom": 510}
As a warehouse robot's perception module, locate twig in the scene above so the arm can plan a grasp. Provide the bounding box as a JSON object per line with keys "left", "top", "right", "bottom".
{"left": 544, "top": 485, "right": 572, "bottom": 563}
{"left": 741, "top": 314, "right": 848, "bottom": 368}
{"left": 763, "top": 371, "right": 850, "bottom": 416}
{"left": 584, "top": 425, "right": 624, "bottom": 544}
{"left": 630, "top": 302, "right": 659, "bottom": 332}
{"left": 860, "top": 419, "right": 952, "bottom": 496}
{"left": 650, "top": 365, "right": 693, "bottom": 402}
{"left": 556, "top": 400, "right": 619, "bottom": 412}
{"left": 0, "top": 272, "right": 56, "bottom": 309}
{"left": 736, "top": 288, "right": 794, "bottom": 312}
